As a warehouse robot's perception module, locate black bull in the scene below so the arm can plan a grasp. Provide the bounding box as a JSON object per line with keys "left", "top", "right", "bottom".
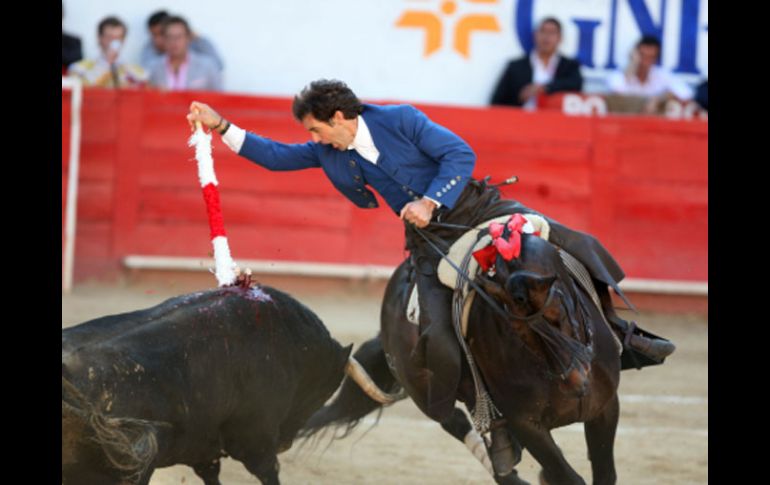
{"left": 62, "top": 284, "right": 396, "bottom": 485}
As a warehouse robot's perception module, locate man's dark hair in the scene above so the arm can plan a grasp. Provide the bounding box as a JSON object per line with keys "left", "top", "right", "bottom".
{"left": 292, "top": 79, "right": 363, "bottom": 122}
{"left": 98, "top": 16, "right": 126, "bottom": 36}
{"left": 539, "top": 17, "right": 562, "bottom": 34}
{"left": 147, "top": 10, "right": 169, "bottom": 29}
{"left": 162, "top": 15, "right": 192, "bottom": 36}
{"left": 637, "top": 34, "right": 662, "bottom": 52}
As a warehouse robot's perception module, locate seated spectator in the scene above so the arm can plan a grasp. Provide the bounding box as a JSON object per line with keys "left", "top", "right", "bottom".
{"left": 62, "top": 2, "right": 82, "bottom": 74}
{"left": 490, "top": 17, "right": 583, "bottom": 109}
{"left": 68, "top": 16, "right": 147, "bottom": 88}
{"left": 140, "top": 10, "right": 224, "bottom": 72}
{"left": 147, "top": 16, "right": 223, "bottom": 92}
{"left": 606, "top": 35, "right": 693, "bottom": 113}
{"left": 695, "top": 79, "right": 708, "bottom": 111}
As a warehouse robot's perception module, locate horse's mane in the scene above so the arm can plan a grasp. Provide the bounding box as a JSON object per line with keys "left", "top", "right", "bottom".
{"left": 479, "top": 235, "right": 597, "bottom": 381}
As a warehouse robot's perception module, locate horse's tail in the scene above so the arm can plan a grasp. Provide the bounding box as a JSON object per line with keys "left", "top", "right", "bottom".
{"left": 298, "top": 335, "right": 404, "bottom": 441}
{"left": 62, "top": 375, "right": 166, "bottom": 484}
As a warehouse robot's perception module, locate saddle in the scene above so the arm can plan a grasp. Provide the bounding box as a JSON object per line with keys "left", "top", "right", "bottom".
{"left": 408, "top": 214, "right": 624, "bottom": 355}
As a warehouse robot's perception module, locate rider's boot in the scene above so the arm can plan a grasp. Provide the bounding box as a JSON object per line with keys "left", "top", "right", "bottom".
{"left": 596, "top": 282, "right": 676, "bottom": 366}
{"left": 407, "top": 255, "right": 463, "bottom": 422}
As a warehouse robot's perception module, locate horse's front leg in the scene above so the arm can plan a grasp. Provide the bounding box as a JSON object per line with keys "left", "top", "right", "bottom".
{"left": 438, "top": 406, "right": 530, "bottom": 485}
{"left": 508, "top": 418, "right": 585, "bottom": 485}
{"left": 584, "top": 394, "right": 619, "bottom": 485}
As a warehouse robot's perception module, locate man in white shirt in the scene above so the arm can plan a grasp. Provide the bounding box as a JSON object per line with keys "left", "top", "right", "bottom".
{"left": 68, "top": 16, "right": 147, "bottom": 88}
{"left": 606, "top": 35, "right": 694, "bottom": 112}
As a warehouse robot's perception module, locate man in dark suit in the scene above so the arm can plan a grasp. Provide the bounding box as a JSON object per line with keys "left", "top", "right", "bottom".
{"left": 61, "top": 2, "right": 82, "bottom": 74}
{"left": 695, "top": 79, "right": 708, "bottom": 111}
{"left": 491, "top": 17, "right": 583, "bottom": 108}
{"left": 62, "top": 33, "right": 82, "bottom": 74}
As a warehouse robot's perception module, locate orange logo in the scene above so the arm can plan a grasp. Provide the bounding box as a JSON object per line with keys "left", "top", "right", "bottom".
{"left": 396, "top": 0, "right": 501, "bottom": 58}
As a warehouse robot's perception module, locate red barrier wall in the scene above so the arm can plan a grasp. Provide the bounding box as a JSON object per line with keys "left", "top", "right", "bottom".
{"left": 61, "top": 89, "right": 707, "bottom": 283}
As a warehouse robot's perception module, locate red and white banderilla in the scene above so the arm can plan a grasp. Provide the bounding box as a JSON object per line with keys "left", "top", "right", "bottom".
{"left": 188, "top": 113, "right": 239, "bottom": 286}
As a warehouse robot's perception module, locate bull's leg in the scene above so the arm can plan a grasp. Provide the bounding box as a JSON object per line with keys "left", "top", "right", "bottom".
{"left": 135, "top": 468, "right": 155, "bottom": 485}
{"left": 508, "top": 419, "right": 585, "bottom": 485}
{"left": 241, "top": 453, "right": 280, "bottom": 485}
{"left": 225, "top": 429, "right": 281, "bottom": 485}
{"left": 584, "top": 394, "right": 619, "bottom": 485}
{"left": 62, "top": 466, "right": 125, "bottom": 485}
{"left": 192, "top": 458, "right": 222, "bottom": 485}
{"left": 439, "top": 407, "right": 530, "bottom": 485}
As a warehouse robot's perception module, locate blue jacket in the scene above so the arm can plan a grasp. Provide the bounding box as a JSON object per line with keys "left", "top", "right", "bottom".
{"left": 238, "top": 104, "right": 476, "bottom": 213}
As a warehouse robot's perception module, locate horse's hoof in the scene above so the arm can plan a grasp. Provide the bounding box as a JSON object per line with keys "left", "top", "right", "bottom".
{"left": 490, "top": 424, "right": 520, "bottom": 476}
{"left": 495, "top": 469, "right": 530, "bottom": 485}
{"left": 539, "top": 469, "right": 585, "bottom": 485}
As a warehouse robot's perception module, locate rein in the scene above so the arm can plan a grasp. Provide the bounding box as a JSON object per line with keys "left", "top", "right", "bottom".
{"left": 413, "top": 224, "right": 593, "bottom": 380}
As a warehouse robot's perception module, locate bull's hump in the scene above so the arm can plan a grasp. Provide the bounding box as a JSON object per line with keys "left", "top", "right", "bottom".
{"left": 62, "top": 286, "right": 279, "bottom": 347}
{"left": 219, "top": 285, "right": 273, "bottom": 303}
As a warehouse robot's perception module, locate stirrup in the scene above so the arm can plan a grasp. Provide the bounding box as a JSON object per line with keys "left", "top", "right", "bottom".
{"left": 624, "top": 320, "right": 676, "bottom": 365}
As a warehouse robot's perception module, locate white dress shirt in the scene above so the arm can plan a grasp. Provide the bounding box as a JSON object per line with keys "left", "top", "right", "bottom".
{"left": 348, "top": 115, "right": 380, "bottom": 163}
{"left": 524, "top": 52, "right": 560, "bottom": 110}
{"left": 222, "top": 115, "right": 440, "bottom": 207}
{"left": 222, "top": 122, "right": 246, "bottom": 152}
{"left": 607, "top": 65, "right": 694, "bottom": 100}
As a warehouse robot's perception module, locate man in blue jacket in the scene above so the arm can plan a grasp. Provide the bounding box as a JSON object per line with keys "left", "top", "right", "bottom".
{"left": 188, "top": 79, "right": 473, "bottom": 420}
{"left": 187, "top": 79, "right": 674, "bottom": 474}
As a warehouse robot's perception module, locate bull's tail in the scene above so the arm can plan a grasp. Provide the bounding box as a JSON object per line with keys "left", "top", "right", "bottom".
{"left": 298, "top": 335, "right": 405, "bottom": 441}
{"left": 62, "top": 376, "right": 167, "bottom": 483}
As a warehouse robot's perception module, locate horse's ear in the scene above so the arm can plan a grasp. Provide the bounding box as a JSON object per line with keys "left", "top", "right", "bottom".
{"left": 533, "top": 274, "right": 557, "bottom": 292}
{"left": 476, "top": 274, "right": 508, "bottom": 302}
{"left": 505, "top": 271, "right": 555, "bottom": 295}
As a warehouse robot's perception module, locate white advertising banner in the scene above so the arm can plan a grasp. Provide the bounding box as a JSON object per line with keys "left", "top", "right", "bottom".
{"left": 64, "top": 0, "right": 707, "bottom": 106}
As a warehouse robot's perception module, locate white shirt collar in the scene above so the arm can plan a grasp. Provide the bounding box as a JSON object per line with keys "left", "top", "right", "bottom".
{"left": 523, "top": 52, "right": 560, "bottom": 110}
{"left": 530, "top": 51, "right": 560, "bottom": 78}
{"left": 347, "top": 115, "right": 380, "bottom": 164}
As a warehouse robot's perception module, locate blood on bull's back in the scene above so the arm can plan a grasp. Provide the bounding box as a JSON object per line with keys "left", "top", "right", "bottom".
{"left": 62, "top": 284, "right": 352, "bottom": 485}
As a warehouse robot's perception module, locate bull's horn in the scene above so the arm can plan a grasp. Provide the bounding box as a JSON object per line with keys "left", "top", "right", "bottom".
{"left": 345, "top": 357, "right": 405, "bottom": 404}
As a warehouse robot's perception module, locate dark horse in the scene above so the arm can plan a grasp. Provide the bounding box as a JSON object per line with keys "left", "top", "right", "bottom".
{"left": 302, "top": 181, "right": 625, "bottom": 484}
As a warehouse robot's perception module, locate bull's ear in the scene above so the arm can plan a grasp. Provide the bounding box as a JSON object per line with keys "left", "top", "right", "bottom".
{"left": 476, "top": 274, "right": 508, "bottom": 302}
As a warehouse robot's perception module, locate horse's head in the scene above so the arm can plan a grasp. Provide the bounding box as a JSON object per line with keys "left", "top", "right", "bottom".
{"left": 475, "top": 234, "right": 592, "bottom": 395}
{"left": 476, "top": 234, "right": 562, "bottom": 318}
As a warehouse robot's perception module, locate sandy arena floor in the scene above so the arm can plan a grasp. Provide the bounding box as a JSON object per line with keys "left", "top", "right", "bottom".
{"left": 62, "top": 273, "right": 707, "bottom": 484}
